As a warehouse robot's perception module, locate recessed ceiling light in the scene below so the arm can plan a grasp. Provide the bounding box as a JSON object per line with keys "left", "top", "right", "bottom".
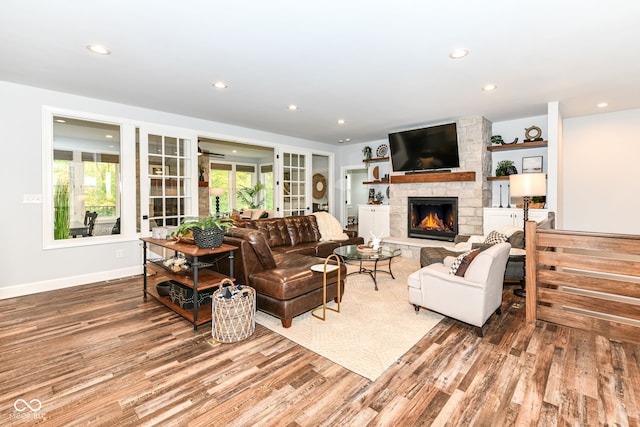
{"left": 345, "top": 138, "right": 351, "bottom": 142}
{"left": 597, "top": 102, "right": 609, "bottom": 108}
{"left": 55, "top": 119, "right": 66, "bottom": 123}
{"left": 232, "top": 150, "right": 237, "bottom": 153}
{"left": 338, "top": 139, "right": 344, "bottom": 143}
{"left": 337, "top": 119, "right": 345, "bottom": 125}
{"left": 288, "top": 104, "right": 298, "bottom": 111}
{"left": 213, "top": 82, "right": 228, "bottom": 89}
{"left": 482, "top": 84, "right": 497, "bottom": 91}
{"left": 86, "top": 44, "right": 111, "bottom": 55}
{"left": 449, "top": 48, "right": 469, "bottom": 59}
{"left": 105, "top": 134, "right": 113, "bottom": 139}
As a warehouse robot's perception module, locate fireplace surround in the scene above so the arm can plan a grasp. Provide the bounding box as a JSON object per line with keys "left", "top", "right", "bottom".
{"left": 408, "top": 196, "right": 458, "bottom": 241}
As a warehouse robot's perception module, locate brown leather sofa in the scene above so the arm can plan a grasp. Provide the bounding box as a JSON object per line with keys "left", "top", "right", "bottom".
{"left": 218, "top": 215, "right": 364, "bottom": 328}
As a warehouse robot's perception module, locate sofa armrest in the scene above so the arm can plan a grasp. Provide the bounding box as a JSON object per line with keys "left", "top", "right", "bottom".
{"left": 344, "top": 229, "right": 358, "bottom": 239}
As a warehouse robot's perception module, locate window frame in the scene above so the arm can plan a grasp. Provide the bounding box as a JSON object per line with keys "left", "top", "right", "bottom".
{"left": 42, "top": 107, "right": 137, "bottom": 249}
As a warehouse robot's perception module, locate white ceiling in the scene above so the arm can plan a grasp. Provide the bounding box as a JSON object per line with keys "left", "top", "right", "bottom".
{"left": 2, "top": 1, "right": 640, "bottom": 145}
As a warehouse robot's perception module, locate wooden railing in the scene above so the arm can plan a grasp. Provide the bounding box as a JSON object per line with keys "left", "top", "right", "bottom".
{"left": 525, "top": 222, "right": 640, "bottom": 343}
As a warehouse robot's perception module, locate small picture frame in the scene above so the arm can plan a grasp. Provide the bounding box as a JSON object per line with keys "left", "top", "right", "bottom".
{"left": 522, "top": 156, "right": 543, "bottom": 173}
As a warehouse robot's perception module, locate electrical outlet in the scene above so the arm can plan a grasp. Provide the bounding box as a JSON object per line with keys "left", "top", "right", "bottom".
{"left": 23, "top": 194, "right": 42, "bottom": 204}
{"left": 115, "top": 250, "right": 123, "bottom": 258}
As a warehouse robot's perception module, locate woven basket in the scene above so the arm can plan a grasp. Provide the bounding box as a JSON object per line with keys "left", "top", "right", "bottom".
{"left": 211, "top": 279, "right": 256, "bottom": 343}
{"left": 192, "top": 227, "right": 224, "bottom": 249}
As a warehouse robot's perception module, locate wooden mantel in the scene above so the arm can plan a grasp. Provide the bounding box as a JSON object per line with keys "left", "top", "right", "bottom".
{"left": 390, "top": 171, "right": 476, "bottom": 184}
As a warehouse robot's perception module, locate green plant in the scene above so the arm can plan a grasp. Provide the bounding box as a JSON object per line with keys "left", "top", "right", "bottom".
{"left": 172, "top": 216, "right": 234, "bottom": 238}
{"left": 532, "top": 196, "right": 546, "bottom": 204}
{"left": 362, "top": 146, "right": 373, "bottom": 168}
{"left": 495, "top": 160, "right": 515, "bottom": 177}
{"left": 54, "top": 183, "right": 70, "bottom": 240}
{"left": 237, "top": 183, "right": 264, "bottom": 209}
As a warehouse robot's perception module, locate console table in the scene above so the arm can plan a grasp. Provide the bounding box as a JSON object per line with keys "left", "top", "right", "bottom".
{"left": 141, "top": 237, "right": 237, "bottom": 331}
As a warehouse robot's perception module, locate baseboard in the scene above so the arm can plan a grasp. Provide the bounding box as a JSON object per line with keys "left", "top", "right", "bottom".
{"left": 0, "top": 266, "right": 142, "bottom": 300}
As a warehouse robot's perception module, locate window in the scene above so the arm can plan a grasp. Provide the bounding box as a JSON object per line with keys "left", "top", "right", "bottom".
{"left": 210, "top": 162, "right": 267, "bottom": 212}
{"left": 50, "top": 115, "right": 122, "bottom": 241}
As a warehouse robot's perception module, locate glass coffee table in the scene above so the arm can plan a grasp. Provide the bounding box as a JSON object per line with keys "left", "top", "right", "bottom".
{"left": 333, "top": 245, "right": 402, "bottom": 290}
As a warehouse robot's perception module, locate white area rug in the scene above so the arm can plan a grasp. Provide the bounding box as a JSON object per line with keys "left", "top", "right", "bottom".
{"left": 255, "top": 257, "right": 443, "bottom": 381}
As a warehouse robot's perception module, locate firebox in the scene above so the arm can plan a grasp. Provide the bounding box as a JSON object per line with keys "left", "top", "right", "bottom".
{"left": 408, "top": 197, "right": 458, "bottom": 241}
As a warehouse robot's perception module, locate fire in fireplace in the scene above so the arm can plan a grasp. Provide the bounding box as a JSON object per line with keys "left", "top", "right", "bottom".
{"left": 408, "top": 197, "right": 458, "bottom": 241}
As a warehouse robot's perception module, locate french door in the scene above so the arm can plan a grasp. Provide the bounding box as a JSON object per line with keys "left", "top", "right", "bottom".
{"left": 279, "top": 149, "right": 312, "bottom": 217}
{"left": 138, "top": 125, "right": 198, "bottom": 235}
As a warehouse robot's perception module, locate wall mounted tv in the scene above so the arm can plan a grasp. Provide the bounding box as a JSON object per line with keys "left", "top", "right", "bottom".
{"left": 388, "top": 122, "right": 460, "bottom": 173}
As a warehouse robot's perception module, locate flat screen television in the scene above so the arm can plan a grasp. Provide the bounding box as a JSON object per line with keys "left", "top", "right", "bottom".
{"left": 388, "top": 122, "right": 460, "bottom": 172}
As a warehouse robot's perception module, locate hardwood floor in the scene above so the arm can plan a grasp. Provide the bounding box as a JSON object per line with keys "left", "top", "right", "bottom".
{"left": 1, "top": 275, "right": 638, "bottom": 426}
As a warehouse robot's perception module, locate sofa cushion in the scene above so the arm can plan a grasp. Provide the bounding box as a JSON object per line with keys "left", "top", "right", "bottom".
{"left": 250, "top": 253, "right": 344, "bottom": 300}
{"left": 284, "top": 216, "right": 321, "bottom": 245}
{"left": 226, "top": 227, "right": 277, "bottom": 270}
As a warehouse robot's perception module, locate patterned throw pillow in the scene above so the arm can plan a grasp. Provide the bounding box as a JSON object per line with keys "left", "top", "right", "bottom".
{"left": 484, "top": 230, "right": 508, "bottom": 245}
{"left": 449, "top": 250, "right": 472, "bottom": 275}
{"left": 454, "top": 249, "right": 482, "bottom": 277}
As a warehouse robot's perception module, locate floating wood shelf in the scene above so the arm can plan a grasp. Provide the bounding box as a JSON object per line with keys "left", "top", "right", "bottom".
{"left": 363, "top": 180, "right": 389, "bottom": 185}
{"left": 487, "top": 141, "right": 547, "bottom": 151}
{"left": 363, "top": 157, "right": 390, "bottom": 163}
{"left": 390, "top": 171, "right": 476, "bottom": 184}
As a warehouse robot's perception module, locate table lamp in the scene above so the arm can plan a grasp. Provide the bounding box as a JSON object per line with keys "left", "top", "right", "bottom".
{"left": 210, "top": 187, "right": 224, "bottom": 216}
{"left": 509, "top": 173, "right": 546, "bottom": 297}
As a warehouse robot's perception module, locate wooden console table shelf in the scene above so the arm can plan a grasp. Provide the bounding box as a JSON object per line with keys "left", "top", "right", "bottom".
{"left": 140, "top": 237, "right": 237, "bottom": 331}
{"left": 390, "top": 171, "right": 476, "bottom": 184}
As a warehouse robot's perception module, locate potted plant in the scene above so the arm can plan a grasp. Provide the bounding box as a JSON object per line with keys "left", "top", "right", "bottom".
{"left": 172, "top": 216, "right": 234, "bottom": 248}
{"left": 237, "top": 183, "right": 265, "bottom": 209}
{"left": 362, "top": 146, "right": 373, "bottom": 168}
{"left": 495, "top": 160, "right": 518, "bottom": 177}
{"left": 54, "top": 182, "right": 70, "bottom": 240}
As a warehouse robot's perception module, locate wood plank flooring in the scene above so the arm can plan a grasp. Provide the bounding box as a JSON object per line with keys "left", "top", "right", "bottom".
{"left": 1, "top": 275, "right": 639, "bottom": 426}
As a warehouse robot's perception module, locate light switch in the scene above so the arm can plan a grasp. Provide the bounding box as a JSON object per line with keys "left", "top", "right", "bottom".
{"left": 23, "top": 194, "right": 43, "bottom": 204}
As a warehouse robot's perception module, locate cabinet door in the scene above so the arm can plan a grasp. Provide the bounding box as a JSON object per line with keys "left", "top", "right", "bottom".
{"left": 358, "top": 205, "right": 389, "bottom": 239}
{"left": 357, "top": 205, "right": 374, "bottom": 239}
{"left": 483, "top": 208, "right": 516, "bottom": 235}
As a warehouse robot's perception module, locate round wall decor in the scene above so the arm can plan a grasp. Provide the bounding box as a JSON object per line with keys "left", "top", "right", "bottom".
{"left": 376, "top": 144, "right": 388, "bottom": 158}
{"left": 525, "top": 125, "right": 542, "bottom": 141}
{"left": 312, "top": 173, "right": 327, "bottom": 199}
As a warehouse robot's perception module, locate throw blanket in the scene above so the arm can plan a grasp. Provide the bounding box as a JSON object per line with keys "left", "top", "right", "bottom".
{"left": 313, "top": 212, "right": 349, "bottom": 241}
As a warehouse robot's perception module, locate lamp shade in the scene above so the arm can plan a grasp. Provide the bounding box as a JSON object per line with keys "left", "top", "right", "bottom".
{"left": 210, "top": 187, "right": 225, "bottom": 197}
{"left": 509, "top": 173, "right": 546, "bottom": 197}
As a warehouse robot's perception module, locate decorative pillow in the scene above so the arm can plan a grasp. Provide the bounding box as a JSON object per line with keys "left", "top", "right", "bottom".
{"left": 251, "top": 209, "right": 266, "bottom": 220}
{"left": 454, "top": 249, "right": 482, "bottom": 277}
{"left": 449, "top": 250, "right": 472, "bottom": 275}
{"left": 484, "top": 230, "right": 508, "bottom": 245}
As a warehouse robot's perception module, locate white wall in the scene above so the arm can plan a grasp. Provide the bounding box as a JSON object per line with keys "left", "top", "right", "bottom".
{"left": 0, "top": 81, "right": 338, "bottom": 297}
{"left": 562, "top": 108, "right": 640, "bottom": 234}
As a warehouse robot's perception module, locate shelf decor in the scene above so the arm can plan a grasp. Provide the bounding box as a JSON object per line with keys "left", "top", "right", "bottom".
{"left": 375, "top": 143, "right": 388, "bottom": 157}
{"left": 522, "top": 156, "right": 543, "bottom": 173}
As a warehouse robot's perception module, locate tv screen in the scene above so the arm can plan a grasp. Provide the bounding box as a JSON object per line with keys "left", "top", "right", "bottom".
{"left": 388, "top": 123, "right": 460, "bottom": 172}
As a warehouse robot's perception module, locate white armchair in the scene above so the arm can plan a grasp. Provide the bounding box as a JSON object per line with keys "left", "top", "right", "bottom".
{"left": 408, "top": 242, "right": 511, "bottom": 336}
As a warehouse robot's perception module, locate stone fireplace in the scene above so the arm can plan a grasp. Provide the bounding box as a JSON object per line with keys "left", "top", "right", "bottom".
{"left": 387, "top": 116, "right": 492, "bottom": 254}
{"left": 408, "top": 197, "right": 458, "bottom": 241}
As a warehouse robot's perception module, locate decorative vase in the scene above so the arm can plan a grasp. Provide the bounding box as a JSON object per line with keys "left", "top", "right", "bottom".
{"left": 192, "top": 227, "right": 225, "bottom": 249}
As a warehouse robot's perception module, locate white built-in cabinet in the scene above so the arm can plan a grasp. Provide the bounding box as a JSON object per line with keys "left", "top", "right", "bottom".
{"left": 358, "top": 204, "right": 390, "bottom": 239}
{"left": 483, "top": 208, "right": 549, "bottom": 236}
